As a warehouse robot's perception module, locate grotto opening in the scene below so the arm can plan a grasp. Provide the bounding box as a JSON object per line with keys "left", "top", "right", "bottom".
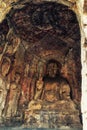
{"left": 0, "top": 1, "right": 82, "bottom": 129}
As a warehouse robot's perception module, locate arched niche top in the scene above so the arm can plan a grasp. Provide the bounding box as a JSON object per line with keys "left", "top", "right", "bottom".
{"left": 5, "top": 1, "right": 80, "bottom": 43}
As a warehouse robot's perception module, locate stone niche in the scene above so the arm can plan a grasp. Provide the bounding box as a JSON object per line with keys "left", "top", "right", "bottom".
{"left": 0, "top": 1, "right": 82, "bottom": 129}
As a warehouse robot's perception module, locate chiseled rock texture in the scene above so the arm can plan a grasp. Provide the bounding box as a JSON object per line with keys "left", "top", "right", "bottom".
{"left": 0, "top": 0, "right": 86, "bottom": 130}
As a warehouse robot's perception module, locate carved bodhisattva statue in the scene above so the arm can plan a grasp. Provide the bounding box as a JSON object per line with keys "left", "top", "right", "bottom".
{"left": 4, "top": 72, "right": 21, "bottom": 119}
{"left": 19, "top": 63, "right": 31, "bottom": 107}
{"left": 34, "top": 76, "right": 44, "bottom": 100}
{"left": 0, "top": 57, "right": 11, "bottom": 123}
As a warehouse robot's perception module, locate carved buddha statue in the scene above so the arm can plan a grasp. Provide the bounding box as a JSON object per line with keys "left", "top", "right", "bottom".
{"left": 24, "top": 60, "right": 81, "bottom": 127}
{"left": 42, "top": 60, "right": 69, "bottom": 103}
{"left": 26, "top": 60, "right": 72, "bottom": 111}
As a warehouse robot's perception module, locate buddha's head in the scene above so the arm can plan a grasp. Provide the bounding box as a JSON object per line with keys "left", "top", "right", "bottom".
{"left": 46, "top": 59, "right": 61, "bottom": 78}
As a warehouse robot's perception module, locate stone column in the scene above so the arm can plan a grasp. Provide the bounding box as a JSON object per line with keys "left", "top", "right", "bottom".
{"left": 80, "top": 0, "right": 87, "bottom": 130}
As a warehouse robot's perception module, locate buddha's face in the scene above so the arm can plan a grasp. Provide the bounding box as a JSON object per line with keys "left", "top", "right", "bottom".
{"left": 44, "top": 83, "right": 58, "bottom": 102}
{"left": 47, "top": 63, "right": 58, "bottom": 77}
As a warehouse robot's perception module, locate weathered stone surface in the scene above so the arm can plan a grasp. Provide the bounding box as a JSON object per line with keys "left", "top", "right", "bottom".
{"left": 25, "top": 108, "right": 81, "bottom": 128}
{"left": 0, "top": 0, "right": 83, "bottom": 129}
{"left": 0, "top": 0, "right": 81, "bottom": 23}
{"left": 24, "top": 60, "right": 81, "bottom": 128}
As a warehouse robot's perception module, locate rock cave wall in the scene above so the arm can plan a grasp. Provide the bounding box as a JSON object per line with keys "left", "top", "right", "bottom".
{"left": 0, "top": 0, "right": 82, "bottom": 129}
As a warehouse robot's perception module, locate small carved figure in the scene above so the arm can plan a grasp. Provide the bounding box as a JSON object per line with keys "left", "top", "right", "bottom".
{"left": 34, "top": 76, "right": 44, "bottom": 100}
{"left": 59, "top": 81, "right": 71, "bottom": 100}
{"left": 4, "top": 72, "right": 21, "bottom": 119}
{"left": 0, "top": 42, "right": 8, "bottom": 62}
{"left": 30, "top": 76, "right": 36, "bottom": 100}
{"left": 24, "top": 64, "right": 30, "bottom": 77}
{"left": 0, "top": 57, "right": 11, "bottom": 122}
{"left": 6, "top": 29, "right": 21, "bottom": 55}
{"left": 37, "top": 60, "right": 45, "bottom": 78}
{"left": 19, "top": 64, "right": 31, "bottom": 107}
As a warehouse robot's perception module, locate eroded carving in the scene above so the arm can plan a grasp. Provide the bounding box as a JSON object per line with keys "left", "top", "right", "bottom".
{"left": 4, "top": 72, "right": 21, "bottom": 119}
{"left": 0, "top": 1, "right": 81, "bottom": 128}
{"left": 0, "top": 57, "right": 11, "bottom": 123}
{"left": 24, "top": 60, "right": 81, "bottom": 128}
